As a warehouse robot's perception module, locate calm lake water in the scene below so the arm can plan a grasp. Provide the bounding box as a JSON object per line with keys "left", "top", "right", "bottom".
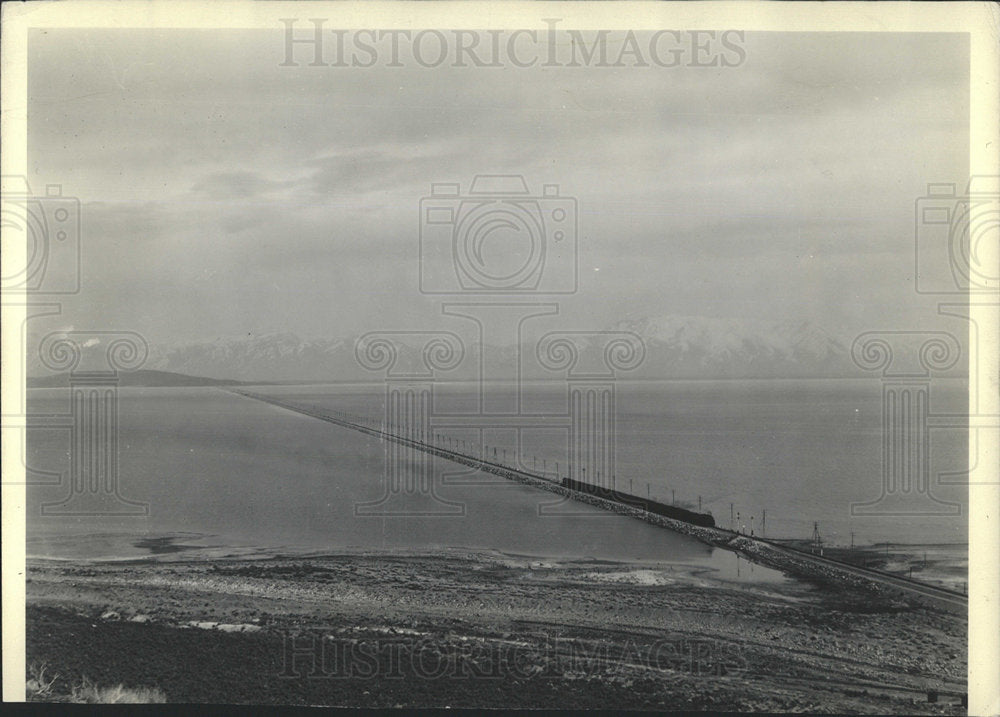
{"left": 25, "top": 379, "right": 967, "bottom": 570}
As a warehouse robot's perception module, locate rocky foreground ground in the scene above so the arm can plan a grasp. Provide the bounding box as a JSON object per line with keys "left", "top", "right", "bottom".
{"left": 25, "top": 550, "right": 966, "bottom": 711}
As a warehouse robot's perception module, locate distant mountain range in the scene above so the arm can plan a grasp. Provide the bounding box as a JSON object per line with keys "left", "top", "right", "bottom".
{"left": 607, "top": 316, "right": 852, "bottom": 379}
{"left": 148, "top": 334, "right": 359, "bottom": 383}
{"left": 28, "top": 315, "right": 958, "bottom": 384}
{"left": 27, "top": 369, "right": 245, "bottom": 388}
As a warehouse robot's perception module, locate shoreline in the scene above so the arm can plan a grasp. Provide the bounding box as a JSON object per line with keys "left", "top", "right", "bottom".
{"left": 25, "top": 548, "right": 967, "bottom": 710}
{"left": 223, "top": 388, "right": 968, "bottom": 610}
{"left": 25, "top": 530, "right": 966, "bottom": 589}
{"left": 25, "top": 529, "right": 967, "bottom": 593}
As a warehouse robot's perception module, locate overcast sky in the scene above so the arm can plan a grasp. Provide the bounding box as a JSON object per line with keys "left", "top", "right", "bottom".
{"left": 27, "top": 29, "right": 968, "bottom": 346}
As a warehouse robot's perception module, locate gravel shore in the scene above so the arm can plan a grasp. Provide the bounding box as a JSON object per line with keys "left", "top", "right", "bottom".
{"left": 26, "top": 549, "right": 966, "bottom": 711}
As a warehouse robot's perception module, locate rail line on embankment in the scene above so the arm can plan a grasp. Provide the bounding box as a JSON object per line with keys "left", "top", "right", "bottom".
{"left": 225, "top": 388, "right": 967, "bottom": 615}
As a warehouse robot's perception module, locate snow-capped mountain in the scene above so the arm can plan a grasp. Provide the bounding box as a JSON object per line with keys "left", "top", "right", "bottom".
{"left": 27, "top": 317, "right": 862, "bottom": 383}
{"left": 604, "top": 315, "right": 852, "bottom": 379}
{"left": 143, "top": 333, "right": 354, "bottom": 382}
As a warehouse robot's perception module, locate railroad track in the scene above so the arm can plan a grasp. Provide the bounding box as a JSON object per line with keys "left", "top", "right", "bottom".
{"left": 752, "top": 539, "right": 968, "bottom": 611}
{"left": 225, "top": 388, "right": 969, "bottom": 613}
